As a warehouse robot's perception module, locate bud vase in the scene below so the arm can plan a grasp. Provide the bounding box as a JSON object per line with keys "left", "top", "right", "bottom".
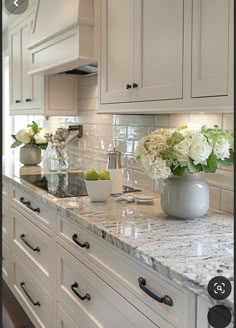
{"left": 20, "top": 144, "right": 42, "bottom": 166}
{"left": 160, "top": 172, "right": 209, "bottom": 219}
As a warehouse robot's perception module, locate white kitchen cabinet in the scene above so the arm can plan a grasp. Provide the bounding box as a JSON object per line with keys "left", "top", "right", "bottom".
{"left": 192, "top": 0, "right": 230, "bottom": 97}
{"left": 98, "top": 0, "right": 233, "bottom": 113}
{"left": 9, "top": 14, "right": 44, "bottom": 114}
{"left": 133, "top": 0, "right": 183, "bottom": 102}
{"left": 8, "top": 5, "right": 80, "bottom": 116}
{"left": 197, "top": 296, "right": 234, "bottom": 328}
{"left": 100, "top": 0, "right": 184, "bottom": 104}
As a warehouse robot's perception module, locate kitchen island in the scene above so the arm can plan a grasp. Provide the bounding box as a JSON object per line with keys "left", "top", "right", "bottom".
{"left": 2, "top": 157, "right": 234, "bottom": 328}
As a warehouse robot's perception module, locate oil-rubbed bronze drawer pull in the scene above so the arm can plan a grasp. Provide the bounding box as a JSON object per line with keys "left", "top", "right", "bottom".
{"left": 20, "top": 234, "right": 40, "bottom": 252}
{"left": 71, "top": 282, "right": 90, "bottom": 301}
{"left": 72, "top": 234, "right": 90, "bottom": 249}
{"left": 19, "top": 197, "right": 40, "bottom": 213}
{"left": 20, "top": 282, "right": 41, "bottom": 306}
{"left": 138, "top": 277, "right": 173, "bottom": 307}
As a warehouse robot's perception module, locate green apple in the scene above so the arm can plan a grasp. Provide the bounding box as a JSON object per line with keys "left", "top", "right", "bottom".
{"left": 84, "top": 169, "right": 99, "bottom": 181}
{"left": 97, "top": 170, "right": 110, "bottom": 180}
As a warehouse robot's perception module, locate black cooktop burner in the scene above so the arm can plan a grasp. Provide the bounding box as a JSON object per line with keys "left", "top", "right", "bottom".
{"left": 20, "top": 172, "right": 141, "bottom": 198}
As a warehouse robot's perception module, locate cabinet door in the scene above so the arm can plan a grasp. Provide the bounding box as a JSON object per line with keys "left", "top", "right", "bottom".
{"left": 133, "top": 0, "right": 184, "bottom": 102}
{"left": 192, "top": 0, "right": 230, "bottom": 97}
{"left": 9, "top": 26, "right": 21, "bottom": 109}
{"left": 197, "top": 297, "right": 234, "bottom": 328}
{"left": 100, "top": 0, "right": 134, "bottom": 104}
{"left": 21, "top": 21, "right": 32, "bottom": 104}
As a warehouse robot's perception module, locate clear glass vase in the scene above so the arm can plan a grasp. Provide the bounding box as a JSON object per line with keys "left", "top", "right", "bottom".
{"left": 47, "top": 145, "right": 68, "bottom": 172}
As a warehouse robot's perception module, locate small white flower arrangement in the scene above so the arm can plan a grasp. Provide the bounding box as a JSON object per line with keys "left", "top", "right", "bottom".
{"left": 135, "top": 124, "right": 234, "bottom": 180}
{"left": 11, "top": 121, "right": 49, "bottom": 150}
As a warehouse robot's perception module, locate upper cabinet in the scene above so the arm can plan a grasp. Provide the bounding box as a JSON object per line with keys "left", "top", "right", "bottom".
{"left": 100, "top": 0, "right": 184, "bottom": 104}
{"left": 98, "top": 0, "right": 233, "bottom": 113}
{"left": 8, "top": 3, "right": 80, "bottom": 116}
{"left": 191, "top": 0, "right": 230, "bottom": 97}
{"left": 9, "top": 13, "right": 43, "bottom": 114}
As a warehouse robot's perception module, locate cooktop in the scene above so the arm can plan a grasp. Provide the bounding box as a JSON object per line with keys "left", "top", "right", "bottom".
{"left": 20, "top": 172, "right": 141, "bottom": 198}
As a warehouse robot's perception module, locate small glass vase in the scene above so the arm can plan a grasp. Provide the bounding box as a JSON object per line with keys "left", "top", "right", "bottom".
{"left": 20, "top": 144, "right": 42, "bottom": 166}
{"left": 47, "top": 145, "right": 68, "bottom": 172}
{"left": 160, "top": 172, "right": 209, "bottom": 219}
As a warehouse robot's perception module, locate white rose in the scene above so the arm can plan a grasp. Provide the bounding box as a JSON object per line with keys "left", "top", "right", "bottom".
{"left": 15, "top": 129, "right": 31, "bottom": 144}
{"left": 34, "top": 128, "right": 49, "bottom": 144}
{"left": 214, "top": 141, "right": 230, "bottom": 160}
{"left": 189, "top": 139, "right": 212, "bottom": 165}
{"left": 174, "top": 139, "right": 192, "bottom": 167}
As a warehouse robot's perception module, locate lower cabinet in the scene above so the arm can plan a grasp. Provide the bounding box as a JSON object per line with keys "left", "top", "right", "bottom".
{"left": 5, "top": 179, "right": 232, "bottom": 328}
{"left": 12, "top": 254, "right": 53, "bottom": 328}
{"left": 57, "top": 244, "right": 158, "bottom": 328}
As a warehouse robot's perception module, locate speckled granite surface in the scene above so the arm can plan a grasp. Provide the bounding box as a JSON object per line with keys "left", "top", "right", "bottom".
{"left": 2, "top": 157, "right": 234, "bottom": 309}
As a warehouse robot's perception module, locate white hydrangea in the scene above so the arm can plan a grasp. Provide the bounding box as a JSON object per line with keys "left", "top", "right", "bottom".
{"left": 214, "top": 141, "right": 230, "bottom": 160}
{"left": 34, "top": 128, "right": 49, "bottom": 144}
{"left": 141, "top": 155, "right": 171, "bottom": 179}
{"left": 15, "top": 128, "right": 34, "bottom": 144}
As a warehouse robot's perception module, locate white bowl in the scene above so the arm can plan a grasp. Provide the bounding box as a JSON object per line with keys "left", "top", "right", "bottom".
{"left": 85, "top": 180, "right": 112, "bottom": 202}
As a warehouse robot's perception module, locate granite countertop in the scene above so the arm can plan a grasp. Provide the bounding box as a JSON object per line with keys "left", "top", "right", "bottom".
{"left": 2, "top": 157, "right": 234, "bottom": 309}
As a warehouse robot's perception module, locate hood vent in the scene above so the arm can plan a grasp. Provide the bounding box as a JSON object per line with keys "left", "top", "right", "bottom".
{"left": 28, "top": 0, "right": 96, "bottom": 76}
{"left": 62, "top": 64, "right": 97, "bottom": 76}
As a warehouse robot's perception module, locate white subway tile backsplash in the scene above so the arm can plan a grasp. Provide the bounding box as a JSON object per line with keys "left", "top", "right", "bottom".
{"left": 223, "top": 114, "right": 234, "bottom": 131}
{"left": 188, "top": 114, "right": 222, "bottom": 128}
{"left": 169, "top": 114, "right": 189, "bottom": 128}
{"left": 115, "top": 114, "right": 155, "bottom": 126}
{"left": 41, "top": 76, "right": 233, "bottom": 213}
{"left": 154, "top": 114, "right": 169, "bottom": 127}
{"left": 127, "top": 126, "right": 146, "bottom": 140}
{"left": 220, "top": 190, "right": 234, "bottom": 214}
{"left": 209, "top": 186, "right": 220, "bottom": 210}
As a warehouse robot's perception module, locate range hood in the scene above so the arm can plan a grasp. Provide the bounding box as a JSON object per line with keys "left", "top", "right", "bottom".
{"left": 27, "top": 0, "right": 96, "bottom": 76}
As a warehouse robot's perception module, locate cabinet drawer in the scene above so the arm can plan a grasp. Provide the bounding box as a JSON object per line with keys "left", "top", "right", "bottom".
{"left": 57, "top": 245, "right": 158, "bottom": 328}
{"left": 12, "top": 186, "right": 56, "bottom": 232}
{"left": 12, "top": 254, "right": 53, "bottom": 328}
{"left": 57, "top": 215, "right": 194, "bottom": 328}
{"left": 57, "top": 303, "right": 80, "bottom": 328}
{"left": 2, "top": 241, "right": 10, "bottom": 284}
{"left": 2, "top": 196, "right": 9, "bottom": 242}
{"left": 12, "top": 207, "right": 54, "bottom": 291}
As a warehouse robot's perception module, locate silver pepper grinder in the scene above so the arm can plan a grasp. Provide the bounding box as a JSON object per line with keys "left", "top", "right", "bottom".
{"left": 106, "top": 148, "right": 123, "bottom": 194}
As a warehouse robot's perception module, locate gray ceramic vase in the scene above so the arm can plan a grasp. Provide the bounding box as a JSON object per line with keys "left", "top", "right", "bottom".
{"left": 20, "top": 144, "right": 42, "bottom": 166}
{"left": 160, "top": 172, "right": 209, "bottom": 219}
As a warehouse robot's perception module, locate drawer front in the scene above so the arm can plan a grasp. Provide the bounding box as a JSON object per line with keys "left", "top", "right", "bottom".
{"left": 12, "top": 207, "right": 54, "bottom": 290}
{"left": 12, "top": 254, "right": 52, "bottom": 328}
{"left": 57, "top": 215, "right": 192, "bottom": 328}
{"left": 2, "top": 196, "right": 9, "bottom": 242}
{"left": 2, "top": 241, "right": 10, "bottom": 284}
{"left": 57, "top": 245, "right": 158, "bottom": 328}
{"left": 12, "top": 186, "right": 56, "bottom": 231}
{"left": 57, "top": 303, "right": 81, "bottom": 328}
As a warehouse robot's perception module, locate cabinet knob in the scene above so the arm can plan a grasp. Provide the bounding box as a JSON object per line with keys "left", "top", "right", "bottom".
{"left": 26, "top": 98, "right": 32, "bottom": 102}
{"left": 126, "top": 84, "right": 132, "bottom": 89}
{"left": 15, "top": 100, "right": 21, "bottom": 103}
{"left": 133, "top": 83, "right": 138, "bottom": 88}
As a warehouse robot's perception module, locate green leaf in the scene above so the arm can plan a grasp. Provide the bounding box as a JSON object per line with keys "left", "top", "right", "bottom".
{"left": 10, "top": 140, "right": 22, "bottom": 148}
{"left": 171, "top": 166, "right": 186, "bottom": 176}
{"left": 202, "top": 153, "right": 218, "bottom": 173}
{"left": 217, "top": 149, "right": 234, "bottom": 166}
{"left": 176, "top": 125, "right": 188, "bottom": 131}
{"left": 28, "top": 121, "right": 39, "bottom": 134}
{"left": 37, "top": 143, "right": 48, "bottom": 150}
{"left": 11, "top": 134, "right": 17, "bottom": 141}
{"left": 187, "top": 158, "right": 202, "bottom": 173}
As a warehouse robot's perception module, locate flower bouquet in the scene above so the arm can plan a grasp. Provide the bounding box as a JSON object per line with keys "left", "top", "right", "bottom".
{"left": 11, "top": 121, "right": 48, "bottom": 149}
{"left": 135, "top": 124, "right": 234, "bottom": 218}
{"left": 11, "top": 121, "right": 49, "bottom": 166}
{"left": 135, "top": 124, "right": 234, "bottom": 180}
